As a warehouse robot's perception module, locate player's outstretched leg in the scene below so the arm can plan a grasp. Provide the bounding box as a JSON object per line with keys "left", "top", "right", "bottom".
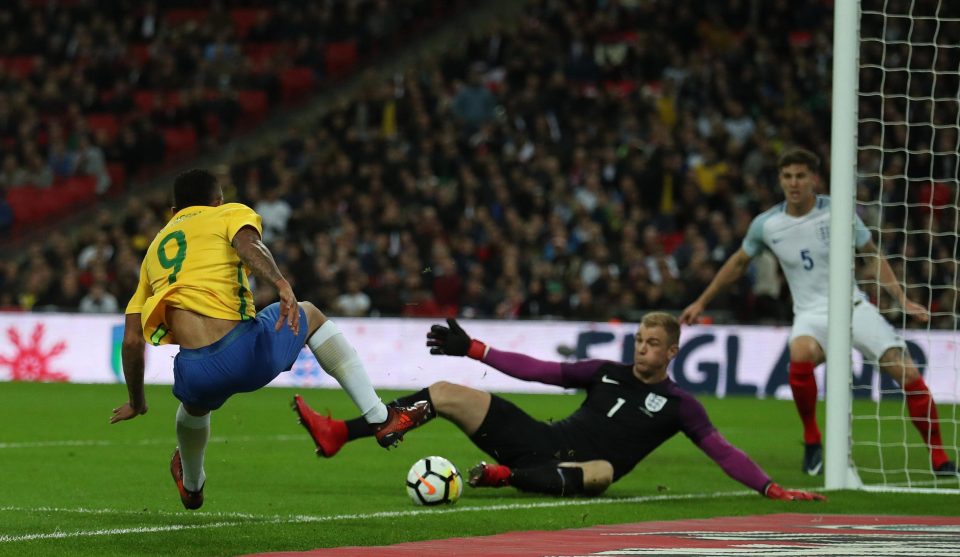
{"left": 372, "top": 401, "right": 432, "bottom": 448}
{"left": 292, "top": 394, "right": 348, "bottom": 457}
{"left": 469, "top": 460, "right": 613, "bottom": 496}
{"left": 468, "top": 461, "right": 512, "bottom": 488}
{"left": 303, "top": 308, "right": 434, "bottom": 448}
{"left": 170, "top": 448, "right": 204, "bottom": 510}
{"left": 292, "top": 388, "right": 437, "bottom": 455}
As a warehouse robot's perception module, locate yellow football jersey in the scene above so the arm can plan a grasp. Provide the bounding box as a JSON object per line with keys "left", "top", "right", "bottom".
{"left": 126, "top": 203, "right": 263, "bottom": 345}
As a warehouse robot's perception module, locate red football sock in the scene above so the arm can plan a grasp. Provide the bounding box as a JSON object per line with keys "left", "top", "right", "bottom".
{"left": 789, "top": 361, "right": 821, "bottom": 445}
{"left": 904, "top": 377, "right": 949, "bottom": 469}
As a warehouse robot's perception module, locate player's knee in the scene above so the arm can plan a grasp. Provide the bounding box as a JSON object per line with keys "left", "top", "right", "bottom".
{"left": 299, "top": 302, "right": 326, "bottom": 334}
{"left": 879, "top": 348, "right": 919, "bottom": 383}
{"left": 789, "top": 337, "right": 823, "bottom": 363}
{"left": 428, "top": 381, "right": 460, "bottom": 408}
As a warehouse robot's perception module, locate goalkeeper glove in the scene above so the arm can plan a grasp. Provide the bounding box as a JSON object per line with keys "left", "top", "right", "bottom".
{"left": 426, "top": 318, "right": 488, "bottom": 360}
{"left": 764, "top": 481, "right": 827, "bottom": 502}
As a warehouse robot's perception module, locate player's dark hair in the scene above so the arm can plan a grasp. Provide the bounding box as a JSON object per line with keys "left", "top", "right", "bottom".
{"left": 173, "top": 169, "right": 220, "bottom": 209}
{"left": 641, "top": 312, "right": 681, "bottom": 347}
{"left": 778, "top": 148, "right": 820, "bottom": 173}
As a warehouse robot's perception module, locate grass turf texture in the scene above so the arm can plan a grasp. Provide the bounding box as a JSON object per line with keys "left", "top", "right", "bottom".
{"left": 1, "top": 382, "right": 957, "bottom": 557}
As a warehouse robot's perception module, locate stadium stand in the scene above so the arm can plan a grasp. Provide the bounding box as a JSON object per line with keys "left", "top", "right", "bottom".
{"left": 2, "top": 0, "right": 956, "bottom": 332}
{"left": 0, "top": 0, "right": 458, "bottom": 230}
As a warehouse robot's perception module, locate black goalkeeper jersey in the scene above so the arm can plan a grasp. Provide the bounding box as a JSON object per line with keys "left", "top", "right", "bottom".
{"left": 549, "top": 361, "right": 716, "bottom": 480}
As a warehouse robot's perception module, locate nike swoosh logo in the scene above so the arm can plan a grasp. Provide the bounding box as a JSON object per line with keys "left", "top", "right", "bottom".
{"left": 415, "top": 473, "right": 437, "bottom": 495}
{"left": 601, "top": 375, "right": 620, "bottom": 385}
{"left": 806, "top": 462, "right": 823, "bottom": 476}
{"left": 771, "top": 238, "right": 782, "bottom": 244}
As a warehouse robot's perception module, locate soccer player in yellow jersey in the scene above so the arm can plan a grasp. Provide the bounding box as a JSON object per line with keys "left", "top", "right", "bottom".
{"left": 109, "top": 169, "right": 429, "bottom": 510}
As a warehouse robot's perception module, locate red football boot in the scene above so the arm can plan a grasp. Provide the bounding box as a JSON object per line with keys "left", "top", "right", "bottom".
{"left": 170, "top": 447, "right": 204, "bottom": 510}
{"left": 468, "top": 461, "right": 512, "bottom": 488}
{"left": 373, "top": 401, "right": 431, "bottom": 448}
{"left": 292, "top": 394, "right": 347, "bottom": 457}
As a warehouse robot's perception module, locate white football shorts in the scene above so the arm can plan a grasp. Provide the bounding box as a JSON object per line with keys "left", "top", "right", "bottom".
{"left": 790, "top": 300, "right": 906, "bottom": 362}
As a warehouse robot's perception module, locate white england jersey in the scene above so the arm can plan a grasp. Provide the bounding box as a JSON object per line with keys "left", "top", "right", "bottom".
{"left": 741, "top": 195, "right": 871, "bottom": 315}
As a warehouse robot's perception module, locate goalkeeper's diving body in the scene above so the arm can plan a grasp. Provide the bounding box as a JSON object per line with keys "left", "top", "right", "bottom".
{"left": 680, "top": 147, "right": 955, "bottom": 477}
{"left": 294, "top": 312, "right": 825, "bottom": 501}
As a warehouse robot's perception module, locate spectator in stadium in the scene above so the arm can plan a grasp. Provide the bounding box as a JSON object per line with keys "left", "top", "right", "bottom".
{"left": 679, "top": 148, "right": 957, "bottom": 477}
{"left": 293, "top": 313, "right": 826, "bottom": 501}
{"left": 109, "top": 169, "right": 429, "bottom": 510}
{"left": 79, "top": 281, "right": 119, "bottom": 314}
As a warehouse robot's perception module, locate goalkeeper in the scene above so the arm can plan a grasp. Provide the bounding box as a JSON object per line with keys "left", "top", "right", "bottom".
{"left": 293, "top": 312, "right": 824, "bottom": 501}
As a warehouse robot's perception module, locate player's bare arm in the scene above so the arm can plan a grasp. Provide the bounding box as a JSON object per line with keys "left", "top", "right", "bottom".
{"left": 859, "top": 239, "right": 930, "bottom": 322}
{"left": 680, "top": 248, "right": 753, "bottom": 324}
{"left": 112, "top": 312, "right": 147, "bottom": 423}
{"left": 232, "top": 225, "right": 300, "bottom": 334}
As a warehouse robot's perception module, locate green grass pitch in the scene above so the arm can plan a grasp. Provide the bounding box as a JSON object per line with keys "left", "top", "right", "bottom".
{"left": 1, "top": 381, "right": 957, "bottom": 557}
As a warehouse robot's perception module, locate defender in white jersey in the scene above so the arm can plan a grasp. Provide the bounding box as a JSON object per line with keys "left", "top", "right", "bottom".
{"left": 680, "top": 148, "right": 954, "bottom": 477}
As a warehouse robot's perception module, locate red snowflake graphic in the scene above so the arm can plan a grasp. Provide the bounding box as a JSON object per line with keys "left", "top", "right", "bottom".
{"left": 0, "top": 323, "right": 69, "bottom": 382}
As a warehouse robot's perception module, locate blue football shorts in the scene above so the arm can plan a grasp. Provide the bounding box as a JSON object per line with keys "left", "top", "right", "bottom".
{"left": 172, "top": 303, "right": 309, "bottom": 410}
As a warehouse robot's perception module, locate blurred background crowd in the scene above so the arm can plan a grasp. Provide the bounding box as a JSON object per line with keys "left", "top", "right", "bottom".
{"left": 1, "top": 0, "right": 956, "bottom": 330}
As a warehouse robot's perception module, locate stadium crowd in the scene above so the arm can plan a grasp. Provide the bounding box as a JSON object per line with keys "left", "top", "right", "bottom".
{"left": 1, "top": 0, "right": 957, "bottom": 330}
{"left": 0, "top": 0, "right": 457, "bottom": 229}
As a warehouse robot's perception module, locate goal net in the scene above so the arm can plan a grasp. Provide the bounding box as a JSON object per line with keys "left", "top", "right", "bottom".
{"left": 843, "top": 0, "right": 959, "bottom": 490}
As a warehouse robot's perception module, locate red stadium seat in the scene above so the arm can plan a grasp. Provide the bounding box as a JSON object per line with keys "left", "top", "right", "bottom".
{"left": 0, "top": 56, "right": 38, "bottom": 78}
{"left": 60, "top": 176, "right": 97, "bottom": 206}
{"left": 237, "top": 90, "right": 268, "bottom": 127}
{"left": 86, "top": 113, "right": 120, "bottom": 142}
{"left": 162, "top": 126, "right": 198, "bottom": 160}
{"left": 106, "top": 163, "right": 126, "bottom": 194}
{"left": 134, "top": 90, "right": 182, "bottom": 114}
{"left": 204, "top": 113, "right": 221, "bottom": 139}
{"left": 243, "top": 42, "right": 288, "bottom": 69}
{"left": 231, "top": 9, "right": 269, "bottom": 39}
{"left": 324, "top": 41, "right": 358, "bottom": 79}
{"left": 133, "top": 90, "right": 156, "bottom": 113}
{"left": 279, "top": 67, "right": 316, "bottom": 103}
{"left": 7, "top": 187, "right": 40, "bottom": 227}
{"left": 128, "top": 44, "right": 151, "bottom": 67}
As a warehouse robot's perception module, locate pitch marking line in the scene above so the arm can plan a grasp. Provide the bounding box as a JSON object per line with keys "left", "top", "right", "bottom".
{"left": 0, "top": 434, "right": 305, "bottom": 450}
{"left": 0, "top": 490, "right": 753, "bottom": 543}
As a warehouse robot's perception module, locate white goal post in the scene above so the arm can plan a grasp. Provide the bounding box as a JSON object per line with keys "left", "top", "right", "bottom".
{"left": 827, "top": 0, "right": 959, "bottom": 491}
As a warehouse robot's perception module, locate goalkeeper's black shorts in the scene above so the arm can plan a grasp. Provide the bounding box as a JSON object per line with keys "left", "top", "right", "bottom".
{"left": 469, "top": 394, "right": 576, "bottom": 469}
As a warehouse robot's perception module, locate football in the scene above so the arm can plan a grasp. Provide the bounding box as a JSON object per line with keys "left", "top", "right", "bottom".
{"left": 406, "top": 456, "right": 463, "bottom": 506}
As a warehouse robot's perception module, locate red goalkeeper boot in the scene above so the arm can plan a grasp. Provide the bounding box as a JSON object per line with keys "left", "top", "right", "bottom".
{"left": 170, "top": 448, "right": 204, "bottom": 510}
{"left": 468, "top": 461, "right": 512, "bottom": 488}
{"left": 373, "top": 401, "right": 431, "bottom": 448}
{"left": 292, "top": 394, "right": 347, "bottom": 458}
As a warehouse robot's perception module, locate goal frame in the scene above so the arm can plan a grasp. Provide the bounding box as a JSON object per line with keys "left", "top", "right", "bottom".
{"left": 825, "top": 0, "right": 861, "bottom": 490}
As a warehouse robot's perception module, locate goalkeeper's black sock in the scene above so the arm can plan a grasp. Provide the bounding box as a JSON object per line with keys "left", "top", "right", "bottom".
{"left": 344, "top": 388, "right": 437, "bottom": 441}
{"left": 509, "top": 465, "right": 585, "bottom": 496}
{"left": 390, "top": 388, "right": 437, "bottom": 420}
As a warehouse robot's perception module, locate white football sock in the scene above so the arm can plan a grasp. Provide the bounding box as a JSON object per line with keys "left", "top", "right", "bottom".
{"left": 308, "top": 320, "right": 388, "bottom": 424}
{"left": 176, "top": 404, "right": 210, "bottom": 492}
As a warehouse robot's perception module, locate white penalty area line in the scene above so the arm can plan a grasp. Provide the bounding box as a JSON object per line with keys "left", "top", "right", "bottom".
{"left": 0, "top": 434, "right": 305, "bottom": 450}
{"left": 0, "top": 490, "right": 754, "bottom": 543}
